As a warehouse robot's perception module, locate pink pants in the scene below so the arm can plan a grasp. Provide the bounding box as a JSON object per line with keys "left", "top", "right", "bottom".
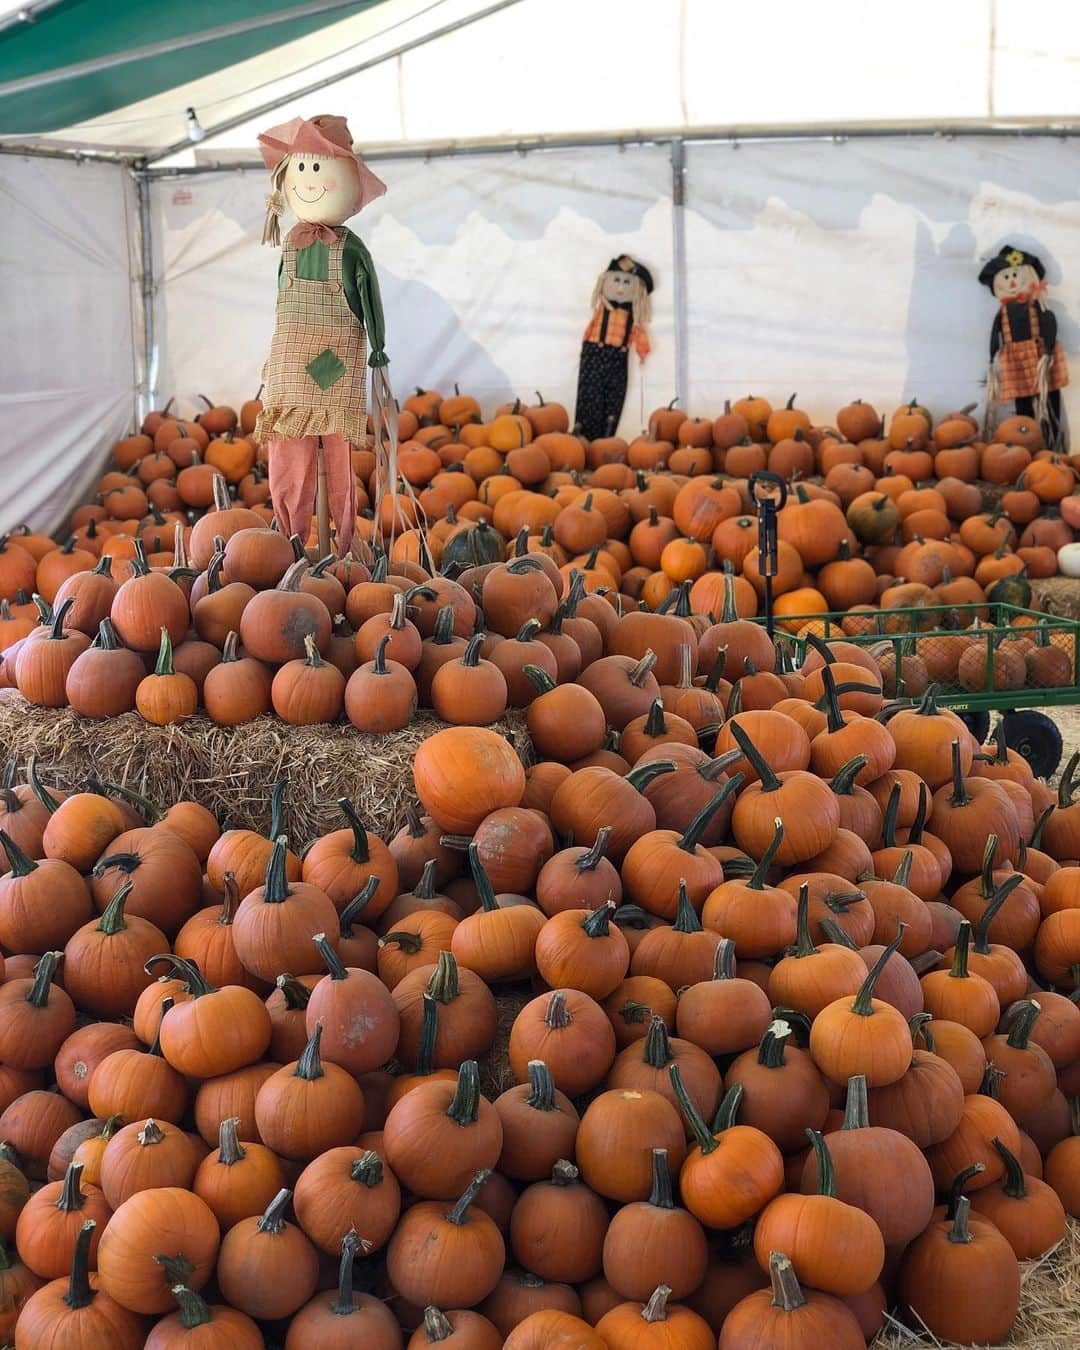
{"left": 267, "top": 435, "right": 356, "bottom": 557}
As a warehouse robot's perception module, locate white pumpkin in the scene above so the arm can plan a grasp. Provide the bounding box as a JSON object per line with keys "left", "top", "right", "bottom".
{"left": 1057, "top": 542, "right": 1080, "bottom": 578}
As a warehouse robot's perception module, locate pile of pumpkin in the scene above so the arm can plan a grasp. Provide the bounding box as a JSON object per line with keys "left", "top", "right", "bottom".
{"left": 0, "top": 387, "right": 1075, "bottom": 732}
{"left": 0, "top": 636, "right": 1078, "bottom": 1347}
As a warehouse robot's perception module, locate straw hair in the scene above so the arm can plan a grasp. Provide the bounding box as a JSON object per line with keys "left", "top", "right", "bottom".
{"left": 262, "top": 158, "right": 290, "bottom": 247}
{"left": 590, "top": 266, "right": 652, "bottom": 327}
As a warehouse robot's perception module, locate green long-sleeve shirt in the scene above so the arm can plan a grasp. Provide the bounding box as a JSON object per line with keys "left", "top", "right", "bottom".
{"left": 279, "top": 227, "right": 388, "bottom": 367}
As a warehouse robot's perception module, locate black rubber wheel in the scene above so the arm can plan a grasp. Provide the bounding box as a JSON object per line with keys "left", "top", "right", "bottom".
{"left": 957, "top": 710, "right": 990, "bottom": 745}
{"left": 1001, "top": 710, "right": 1064, "bottom": 780}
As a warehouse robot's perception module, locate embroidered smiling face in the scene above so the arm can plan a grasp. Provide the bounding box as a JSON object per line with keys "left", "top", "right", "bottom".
{"left": 992, "top": 261, "right": 1042, "bottom": 303}
{"left": 282, "top": 153, "right": 361, "bottom": 226}
{"left": 600, "top": 269, "right": 638, "bottom": 305}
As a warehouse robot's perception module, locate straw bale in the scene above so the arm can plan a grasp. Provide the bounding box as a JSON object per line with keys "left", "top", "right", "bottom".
{"left": 0, "top": 692, "right": 531, "bottom": 847}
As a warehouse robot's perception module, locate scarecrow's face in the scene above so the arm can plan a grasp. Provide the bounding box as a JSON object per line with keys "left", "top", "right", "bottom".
{"left": 601, "top": 269, "right": 637, "bottom": 304}
{"left": 283, "top": 153, "right": 360, "bottom": 226}
{"left": 992, "top": 263, "right": 1040, "bottom": 302}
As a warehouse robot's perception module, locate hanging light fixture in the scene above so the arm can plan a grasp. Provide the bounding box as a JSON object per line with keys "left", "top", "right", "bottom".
{"left": 185, "top": 107, "right": 206, "bottom": 143}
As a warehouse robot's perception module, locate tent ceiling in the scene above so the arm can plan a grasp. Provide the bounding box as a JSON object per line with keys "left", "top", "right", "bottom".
{"left": 3, "top": 0, "right": 1079, "bottom": 162}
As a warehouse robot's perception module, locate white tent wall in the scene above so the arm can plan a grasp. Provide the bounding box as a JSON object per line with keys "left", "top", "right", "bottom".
{"left": 0, "top": 154, "right": 139, "bottom": 534}
{"left": 149, "top": 145, "right": 677, "bottom": 428}
{"left": 683, "top": 136, "right": 1080, "bottom": 431}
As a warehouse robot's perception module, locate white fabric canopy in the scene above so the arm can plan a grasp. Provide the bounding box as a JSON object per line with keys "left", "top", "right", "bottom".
{"left": 18, "top": 0, "right": 1080, "bottom": 162}
{"left": 0, "top": 155, "right": 138, "bottom": 533}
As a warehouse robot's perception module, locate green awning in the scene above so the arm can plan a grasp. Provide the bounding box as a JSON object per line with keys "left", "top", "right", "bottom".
{"left": 0, "top": 0, "right": 383, "bottom": 135}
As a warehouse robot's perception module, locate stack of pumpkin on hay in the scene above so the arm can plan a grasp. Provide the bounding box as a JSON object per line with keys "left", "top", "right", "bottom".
{"left": 0, "top": 387, "right": 1077, "bottom": 734}
{"left": 0, "top": 612, "right": 1077, "bottom": 1344}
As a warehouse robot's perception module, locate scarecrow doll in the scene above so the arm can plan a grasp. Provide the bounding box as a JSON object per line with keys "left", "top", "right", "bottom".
{"left": 255, "top": 114, "right": 393, "bottom": 555}
{"left": 574, "top": 254, "right": 653, "bottom": 440}
{"left": 979, "top": 244, "right": 1068, "bottom": 450}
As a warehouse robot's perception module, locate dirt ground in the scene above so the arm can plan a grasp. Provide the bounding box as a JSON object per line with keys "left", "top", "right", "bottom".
{"left": 1049, "top": 705, "right": 1080, "bottom": 767}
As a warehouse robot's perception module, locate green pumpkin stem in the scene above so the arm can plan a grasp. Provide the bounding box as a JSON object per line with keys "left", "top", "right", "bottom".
{"left": 678, "top": 774, "right": 743, "bottom": 852}
{"left": 144, "top": 952, "right": 215, "bottom": 997}
{"left": 668, "top": 1062, "right": 718, "bottom": 1156}
{"left": 153, "top": 625, "right": 176, "bottom": 676}
{"left": 642, "top": 1015, "right": 674, "bottom": 1069}
{"left": 576, "top": 827, "right": 611, "bottom": 872}
{"left": 950, "top": 920, "right": 974, "bottom": 979}
{"left": 804, "top": 1128, "right": 837, "bottom": 1198}
{"left": 330, "top": 1228, "right": 365, "bottom": 1316}
{"left": 711, "top": 1082, "right": 745, "bottom": 1133}
{"left": 63, "top": 1220, "right": 97, "bottom": 1310}
{"left": 467, "top": 843, "right": 498, "bottom": 912}
{"left": 311, "top": 931, "right": 347, "bottom": 981}
{"left": 0, "top": 828, "right": 36, "bottom": 878}
{"left": 891, "top": 850, "right": 914, "bottom": 888}
{"left": 544, "top": 990, "right": 571, "bottom": 1029}
{"left": 973, "top": 873, "right": 1024, "bottom": 954}
{"left": 413, "top": 994, "right": 439, "bottom": 1077}
{"left": 948, "top": 739, "right": 971, "bottom": 806}
{"left": 275, "top": 973, "right": 312, "bottom": 1011}
{"left": 819, "top": 916, "right": 858, "bottom": 950}
{"left": 671, "top": 880, "right": 702, "bottom": 933}
{"left": 295, "top": 1024, "right": 326, "bottom": 1080}
{"left": 339, "top": 877, "right": 379, "bottom": 936}
{"left": 446, "top": 1060, "right": 481, "bottom": 1127}
{"left": 170, "top": 1284, "right": 214, "bottom": 1329}
{"left": 95, "top": 880, "right": 135, "bottom": 934}
{"left": 712, "top": 937, "right": 737, "bottom": 979}
{"left": 791, "top": 882, "right": 817, "bottom": 957}
{"left": 991, "top": 1135, "right": 1029, "bottom": 1200}
{"left": 944, "top": 1162, "right": 986, "bottom": 1219}
{"left": 757, "top": 1019, "right": 792, "bottom": 1068}
{"left": 56, "top": 1160, "right": 87, "bottom": 1212}
{"left": 266, "top": 777, "right": 288, "bottom": 841}
{"left": 881, "top": 782, "right": 901, "bottom": 849}
{"left": 446, "top": 1169, "right": 490, "bottom": 1226}
{"left": 256, "top": 1187, "right": 292, "bottom": 1234}
{"left": 1005, "top": 998, "right": 1041, "bottom": 1051}
{"left": 749, "top": 817, "right": 785, "bottom": 890}
{"left": 411, "top": 859, "right": 438, "bottom": 901}
{"left": 948, "top": 1194, "right": 974, "bottom": 1244}
{"left": 350, "top": 1151, "right": 383, "bottom": 1187}
{"left": 728, "top": 719, "right": 781, "bottom": 792}
{"left": 525, "top": 1060, "right": 557, "bottom": 1111}
{"left": 1031, "top": 805, "right": 1053, "bottom": 851}
{"left": 645, "top": 1148, "right": 675, "bottom": 1210}
{"left": 851, "top": 925, "right": 905, "bottom": 1015}
{"left": 829, "top": 755, "right": 868, "bottom": 797}
{"left": 426, "top": 950, "right": 462, "bottom": 1004}
{"left": 26, "top": 950, "right": 63, "bottom": 1008}
{"left": 26, "top": 756, "right": 61, "bottom": 814}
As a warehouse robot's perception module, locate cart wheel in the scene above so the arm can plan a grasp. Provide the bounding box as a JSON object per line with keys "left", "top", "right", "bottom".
{"left": 957, "top": 710, "right": 990, "bottom": 745}
{"left": 1001, "top": 710, "right": 1063, "bottom": 780}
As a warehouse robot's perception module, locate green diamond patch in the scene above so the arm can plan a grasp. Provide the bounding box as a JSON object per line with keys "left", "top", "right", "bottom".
{"left": 306, "top": 348, "right": 347, "bottom": 390}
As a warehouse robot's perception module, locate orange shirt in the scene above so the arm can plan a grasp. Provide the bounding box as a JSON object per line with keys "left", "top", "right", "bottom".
{"left": 583, "top": 303, "right": 650, "bottom": 360}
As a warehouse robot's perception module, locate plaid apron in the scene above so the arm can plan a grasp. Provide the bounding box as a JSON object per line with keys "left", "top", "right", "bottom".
{"left": 255, "top": 228, "right": 368, "bottom": 445}
{"left": 997, "top": 302, "right": 1069, "bottom": 401}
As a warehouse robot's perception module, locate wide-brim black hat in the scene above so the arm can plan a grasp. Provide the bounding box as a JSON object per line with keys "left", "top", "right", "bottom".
{"left": 608, "top": 254, "right": 654, "bottom": 294}
{"left": 978, "top": 245, "right": 1046, "bottom": 289}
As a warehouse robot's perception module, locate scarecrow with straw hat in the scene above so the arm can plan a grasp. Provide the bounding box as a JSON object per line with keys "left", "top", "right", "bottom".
{"left": 255, "top": 113, "right": 397, "bottom": 555}
{"left": 978, "top": 244, "right": 1068, "bottom": 449}
{"left": 574, "top": 254, "right": 654, "bottom": 440}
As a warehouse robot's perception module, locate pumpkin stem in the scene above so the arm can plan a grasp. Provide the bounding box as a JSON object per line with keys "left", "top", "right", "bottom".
{"left": 880, "top": 781, "right": 902, "bottom": 850}
{"left": 947, "top": 1194, "right": 974, "bottom": 1244}
{"left": 804, "top": 1128, "right": 837, "bottom": 1198}
{"left": 625, "top": 759, "right": 677, "bottom": 794}
{"left": 990, "top": 1135, "right": 1029, "bottom": 1200}
{"left": 788, "top": 883, "right": 818, "bottom": 958}
{"left": 949, "top": 920, "right": 974, "bottom": 980}
{"left": 944, "top": 1162, "right": 986, "bottom": 1219}
{"left": 668, "top": 1062, "right": 718, "bottom": 1156}
{"left": 446, "top": 1060, "right": 481, "bottom": 1127}
{"left": 642, "top": 1148, "right": 676, "bottom": 1211}
{"left": 423, "top": 1307, "right": 455, "bottom": 1341}
{"left": 678, "top": 775, "right": 743, "bottom": 853}
{"left": 948, "top": 739, "right": 971, "bottom": 806}
{"left": 467, "top": 843, "right": 498, "bottom": 912}
{"left": 23, "top": 949, "right": 63, "bottom": 1010}
{"left": 978, "top": 832, "right": 999, "bottom": 900}
{"left": 1005, "top": 998, "right": 1041, "bottom": 1051}
{"left": 63, "top": 1220, "right": 96, "bottom": 1310}
{"left": 525, "top": 1060, "right": 557, "bottom": 1111}
{"left": 643, "top": 698, "right": 668, "bottom": 738}
{"left": 302, "top": 633, "right": 326, "bottom": 668}
{"left": 660, "top": 881, "right": 700, "bottom": 936}
{"left": 727, "top": 718, "right": 781, "bottom": 792}
{"left": 704, "top": 647, "right": 728, "bottom": 691}
{"left": 981, "top": 1061, "right": 1006, "bottom": 1100}
{"left": 642, "top": 1015, "right": 674, "bottom": 1069}
{"left": 379, "top": 928, "right": 423, "bottom": 956}
{"left": 256, "top": 1187, "right": 292, "bottom": 1234}
{"left": 891, "top": 849, "right": 914, "bottom": 889}
{"left": 219, "top": 873, "right": 240, "bottom": 925}
{"left": 56, "top": 1160, "right": 87, "bottom": 1212}
{"left": 972, "top": 872, "right": 1024, "bottom": 954}
{"left": 339, "top": 877, "right": 379, "bottom": 936}
{"left": 641, "top": 1285, "right": 672, "bottom": 1323}
{"left": 576, "top": 827, "right": 611, "bottom": 873}
{"left": 144, "top": 952, "right": 215, "bottom": 997}
{"left": 25, "top": 756, "right": 61, "bottom": 814}
{"left": 446, "top": 1169, "right": 490, "bottom": 1226}
{"left": 329, "top": 798, "right": 371, "bottom": 865}
{"left": 216, "top": 1116, "right": 246, "bottom": 1166}
{"left": 841, "top": 1074, "right": 869, "bottom": 1131}
{"left": 851, "top": 924, "right": 905, "bottom": 1015}
{"left": 330, "top": 1228, "right": 365, "bottom": 1317}
{"left": 829, "top": 755, "right": 868, "bottom": 797}
{"left": 412, "top": 994, "right": 439, "bottom": 1076}
{"left": 170, "top": 1284, "right": 214, "bottom": 1329}
{"left": 262, "top": 835, "right": 294, "bottom": 904}
{"left": 628, "top": 650, "right": 658, "bottom": 688}
{"left": 756, "top": 1019, "right": 792, "bottom": 1068}
{"left": 295, "top": 1024, "right": 326, "bottom": 1080}
{"left": 819, "top": 916, "right": 858, "bottom": 950}
{"left": 138, "top": 1118, "right": 166, "bottom": 1147}
{"left": 748, "top": 817, "right": 785, "bottom": 891}
{"left": 543, "top": 990, "right": 571, "bottom": 1030}
{"left": 95, "top": 879, "right": 135, "bottom": 934}
{"left": 267, "top": 776, "right": 288, "bottom": 842}
{"left": 711, "top": 1082, "right": 745, "bottom": 1132}
{"left": 767, "top": 1251, "right": 808, "bottom": 1312}
{"left": 311, "top": 931, "right": 348, "bottom": 981}
{"left": 581, "top": 900, "right": 616, "bottom": 938}
{"left": 523, "top": 663, "right": 557, "bottom": 695}
{"left": 819, "top": 664, "right": 847, "bottom": 734}
{"left": 425, "top": 950, "right": 462, "bottom": 1004}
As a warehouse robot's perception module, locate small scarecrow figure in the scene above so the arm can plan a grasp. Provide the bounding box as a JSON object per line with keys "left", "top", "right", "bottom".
{"left": 574, "top": 254, "right": 653, "bottom": 441}
{"left": 256, "top": 114, "right": 392, "bottom": 555}
{"left": 979, "top": 244, "right": 1068, "bottom": 450}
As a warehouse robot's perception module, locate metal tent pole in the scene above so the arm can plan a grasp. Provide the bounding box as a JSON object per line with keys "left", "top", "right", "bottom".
{"left": 133, "top": 168, "right": 156, "bottom": 423}
{"left": 671, "top": 137, "right": 688, "bottom": 408}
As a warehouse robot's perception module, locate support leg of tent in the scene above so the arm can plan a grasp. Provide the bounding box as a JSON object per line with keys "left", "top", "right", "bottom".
{"left": 315, "top": 439, "right": 332, "bottom": 558}
{"left": 671, "top": 137, "right": 688, "bottom": 408}
{"left": 134, "top": 169, "right": 155, "bottom": 424}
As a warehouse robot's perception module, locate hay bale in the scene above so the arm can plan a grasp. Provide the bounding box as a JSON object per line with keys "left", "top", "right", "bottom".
{"left": 1034, "top": 576, "right": 1080, "bottom": 622}
{"left": 871, "top": 1220, "right": 1080, "bottom": 1349}
{"left": 0, "top": 692, "right": 531, "bottom": 845}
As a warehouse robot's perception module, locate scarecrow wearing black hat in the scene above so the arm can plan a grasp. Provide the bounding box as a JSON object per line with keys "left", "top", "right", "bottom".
{"left": 979, "top": 245, "right": 1068, "bottom": 449}
{"left": 574, "top": 254, "right": 654, "bottom": 440}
